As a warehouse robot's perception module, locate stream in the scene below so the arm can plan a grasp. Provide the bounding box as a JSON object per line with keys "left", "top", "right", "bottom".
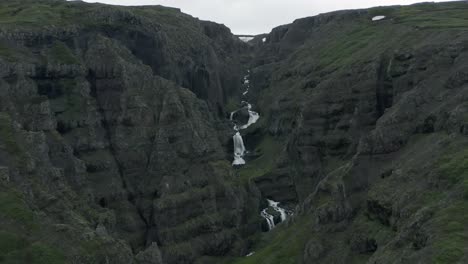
{"left": 229, "top": 71, "right": 291, "bottom": 232}
{"left": 231, "top": 71, "right": 260, "bottom": 166}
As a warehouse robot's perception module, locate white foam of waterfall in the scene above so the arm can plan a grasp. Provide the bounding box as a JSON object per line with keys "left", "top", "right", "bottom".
{"left": 231, "top": 71, "right": 260, "bottom": 166}
{"left": 239, "top": 109, "right": 260, "bottom": 130}
{"left": 267, "top": 199, "right": 287, "bottom": 222}
{"left": 260, "top": 199, "right": 289, "bottom": 231}
{"left": 260, "top": 209, "right": 275, "bottom": 230}
{"left": 232, "top": 132, "right": 246, "bottom": 165}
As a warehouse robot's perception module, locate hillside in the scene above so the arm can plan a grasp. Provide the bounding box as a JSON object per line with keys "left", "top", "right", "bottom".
{"left": 0, "top": 1, "right": 468, "bottom": 263}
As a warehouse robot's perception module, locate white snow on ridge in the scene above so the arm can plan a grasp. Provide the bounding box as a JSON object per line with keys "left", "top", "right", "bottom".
{"left": 239, "top": 36, "right": 254, "bottom": 42}
{"left": 262, "top": 37, "right": 267, "bottom": 43}
{"left": 372, "top": 15, "right": 386, "bottom": 21}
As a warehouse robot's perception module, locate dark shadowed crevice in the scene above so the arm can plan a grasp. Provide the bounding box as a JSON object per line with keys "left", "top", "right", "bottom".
{"left": 375, "top": 56, "right": 394, "bottom": 119}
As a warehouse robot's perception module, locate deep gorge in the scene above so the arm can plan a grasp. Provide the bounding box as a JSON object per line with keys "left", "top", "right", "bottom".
{"left": 1, "top": 1, "right": 468, "bottom": 264}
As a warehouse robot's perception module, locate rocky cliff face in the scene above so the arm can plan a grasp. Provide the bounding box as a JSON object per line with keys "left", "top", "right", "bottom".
{"left": 0, "top": 1, "right": 259, "bottom": 263}
{"left": 233, "top": 2, "right": 468, "bottom": 264}
{"left": 1, "top": 1, "right": 468, "bottom": 264}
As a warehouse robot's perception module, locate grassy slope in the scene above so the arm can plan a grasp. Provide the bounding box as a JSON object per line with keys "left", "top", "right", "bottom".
{"left": 238, "top": 135, "right": 284, "bottom": 183}
{"left": 230, "top": 133, "right": 468, "bottom": 264}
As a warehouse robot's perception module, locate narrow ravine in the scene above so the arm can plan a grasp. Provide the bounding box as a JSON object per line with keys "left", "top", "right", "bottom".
{"left": 229, "top": 72, "right": 291, "bottom": 232}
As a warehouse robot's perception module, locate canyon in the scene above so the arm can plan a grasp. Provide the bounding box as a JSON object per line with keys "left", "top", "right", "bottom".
{"left": 0, "top": 0, "right": 468, "bottom": 263}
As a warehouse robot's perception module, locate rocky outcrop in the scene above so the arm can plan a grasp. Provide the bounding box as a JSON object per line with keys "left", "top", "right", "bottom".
{"left": 2, "top": 1, "right": 468, "bottom": 264}
{"left": 234, "top": 2, "right": 468, "bottom": 263}
{"left": 0, "top": 1, "right": 260, "bottom": 263}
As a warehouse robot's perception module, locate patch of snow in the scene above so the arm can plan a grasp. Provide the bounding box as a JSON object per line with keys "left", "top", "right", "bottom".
{"left": 239, "top": 36, "right": 254, "bottom": 42}
{"left": 262, "top": 37, "right": 267, "bottom": 43}
{"left": 246, "top": 252, "right": 255, "bottom": 257}
{"left": 372, "top": 15, "right": 386, "bottom": 21}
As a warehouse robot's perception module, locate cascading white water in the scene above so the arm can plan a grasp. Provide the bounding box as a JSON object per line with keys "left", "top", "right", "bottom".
{"left": 268, "top": 199, "right": 287, "bottom": 221}
{"left": 231, "top": 71, "right": 260, "bottom": 166}
{"left": 261, "top": 209, "right": 275, "bottom": 230}
{"left": 260, "top": 199, "right": 289, "bottom": 231}
{"left": 232, "top": 132, "right": 246, "bottom": 165}
{"left": 231, "top": 74, "right": 290, "bottom": 231}
{"left": 239, "top": 104, "right": 260, "bottom": 130}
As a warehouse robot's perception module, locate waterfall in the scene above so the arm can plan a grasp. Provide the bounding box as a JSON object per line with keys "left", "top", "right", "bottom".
{"left": 261, "top": 209, "right": 275, "bottom": 230}
{"left": 260, "top": 199, "right": 290, "bottom": 231}
{"left": 268, "top": 199, "right": 287, "bottom": 222}
{"left": 232, "top": 132, "right": 246, "bottom": 165}
{"left": 239, "top": 104, "right": 260, "bottom": 130}
{"left": 231, "top": 71, "right": 260, "bottom": 166}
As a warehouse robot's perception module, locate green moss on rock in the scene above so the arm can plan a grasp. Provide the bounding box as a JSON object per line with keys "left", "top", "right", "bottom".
{"left": 229, "top": 216, "right": 313, "bottom": 264}
{"left": 0, "top": 113, "right": 21, "bottom": 156}
{"left": 238, "top": 136, "right": 283, "bottom": 183}
{"left": 0, "top": 189, "right": 35, "bottom": 229}
{"left": 0, "top": 231, "right": 27, "bottom": 261}
{"left": 48, "top": 42, "right": 79, "bottom": 65}
{"left": 431, "top": 201, "right": 468, "bottom": 264}
{"left": 3, "top": 243, "right": 66, "bottom": 264}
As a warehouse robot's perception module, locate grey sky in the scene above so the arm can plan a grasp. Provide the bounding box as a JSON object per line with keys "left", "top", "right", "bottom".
{"left": 81, "top": 0, "right": 455, "bottom": 34}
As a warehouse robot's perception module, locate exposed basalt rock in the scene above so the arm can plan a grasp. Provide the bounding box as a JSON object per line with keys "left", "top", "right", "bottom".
{"left": 234, "top": 2, "right": 468, "bottom": 264}
{"left": 0, "top": 1, "right": 259, "bottom": 263}
{"left": 135, "top": 242, "right": 164, "bottom": 264}
{"left": 2, "top": 1, "right": 468, "bottom": 264}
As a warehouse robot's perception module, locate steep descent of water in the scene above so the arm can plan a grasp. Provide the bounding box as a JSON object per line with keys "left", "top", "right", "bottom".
{"left": 231, "top": 71, "right": 260, "bottom": 166}
{"left": 233, "top": 132, "right": 246, "bottom": 165}
{"left": 260, "top": 199, "right": 290, "bottom": 231}
{"left": 261, "top": 209, "right": 276, "bottom": 230}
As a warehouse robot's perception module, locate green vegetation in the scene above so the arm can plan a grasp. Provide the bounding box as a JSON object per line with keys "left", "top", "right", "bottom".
{"left": 0, "top": 1, "right": 77, "bottom": 27}
{"left": 315, "top": 25, "right": 388, "bottom": 71}
{"left": 0, "top": 231, "right": 27, "bottom": 261}
{"left": 0, "top": 43, "right": 17, "bottom": 61}
{"left": 226, "top": 97, "right": 240, "bottom": 114}
{"left": 437, "top": 148, "right": 468, "bottom": 198}
{"left": 0, "top": 190, "right": 64, "bottom": 263}
{"left": 159, "top": 212, "right": 223, "bottom": 242}
{"left": 0, "top": 113, "right": 20, "bottom": 156}
{"left": 0, "top": 189, "right": 35, "bottom": 229}
{"left": 0, "top": 112, "right": 27, "bottom": 167}
{"left": 2, "top": 243, "right": 66, "bottom": 264}
{"left": 238, "top": 136, "right": 283, "bottom": 183}
{"left": 351, "top": 213, "right": 394, "bottom": 243}
{"left": 367, "top": 3, "right": 468, "bottom": 29}
{"left": 48, "top": 42, "right": 79, "bottom": 65}
{"left": 229, "top": 216, "right": 313, "bottom": 264}
{"left": 301, "top": 2, "right": 468, "bottom": 72}
{"left": 431, "top": 201, "right": 468, "bottom": 264}
{"left": 155, "top": 186, "right": 214, "bottom": 210}
{"left": 428, "top": 146, "right": 468, "bottom": 263}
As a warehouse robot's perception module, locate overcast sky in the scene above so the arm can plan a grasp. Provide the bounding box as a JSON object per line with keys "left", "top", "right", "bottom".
{"left": 81, "top": 0, "right": 456, "bottom": 34}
